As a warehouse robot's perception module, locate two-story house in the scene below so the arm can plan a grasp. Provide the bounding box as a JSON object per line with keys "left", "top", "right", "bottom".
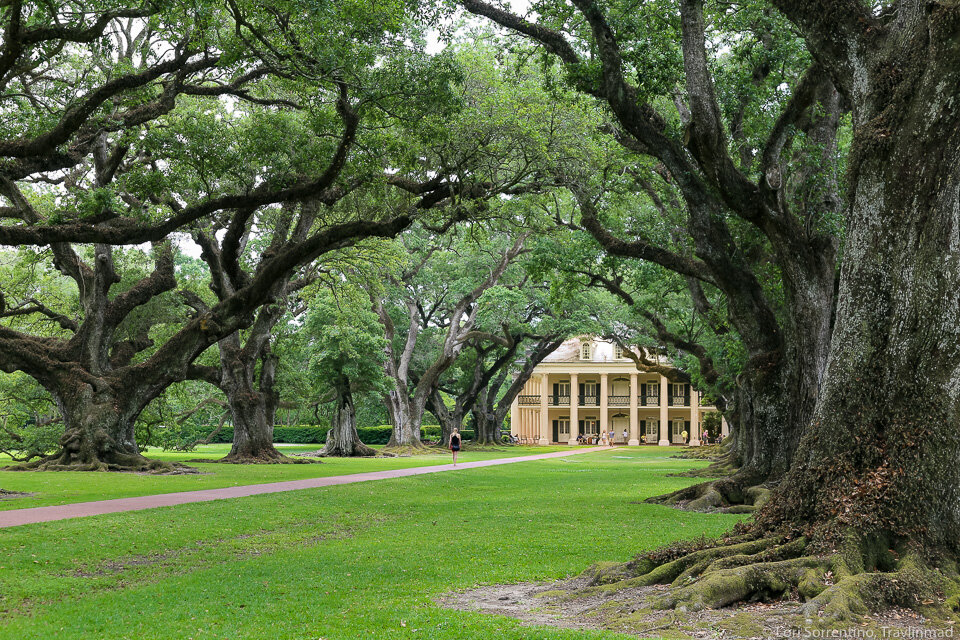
{"left": 510, "top": 337, "right": 728, "bottom": 446}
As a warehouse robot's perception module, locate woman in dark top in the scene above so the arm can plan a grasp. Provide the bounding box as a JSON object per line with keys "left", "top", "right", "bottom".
{"left": 450, "top": 427, "right": 462, "bottom": 465}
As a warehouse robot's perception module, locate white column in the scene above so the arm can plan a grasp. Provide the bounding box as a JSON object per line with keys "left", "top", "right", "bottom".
{"left": 599, "top": 373, "right": 609, "bottom": 442}
{"left": 538, "top": 374, "right": 549, "bottom": 445}
{"left": 689, "top": 388, "right": 701, "bottom": 446}
{"left": 568, "top": 372, "right": 579, "bottom": 445}
{"left": 628, "top": 372, "right": 639, "bottom": 446}
{"left": 658, "top": 374, "right": 670, "bottom": 446}
{"left": 510, "top": 394, "right": 520, "bottom": 439}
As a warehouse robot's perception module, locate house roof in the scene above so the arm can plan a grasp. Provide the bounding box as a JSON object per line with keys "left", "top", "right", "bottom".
{"left": 541, "top": 337, "right": 667, "bottom": 365}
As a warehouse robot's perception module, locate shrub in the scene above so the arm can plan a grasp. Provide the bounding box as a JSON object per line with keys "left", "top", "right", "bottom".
{"left": 272, "top": 426, "right": 329, "bottom": 443}
{"left": 161, "top": 423, "right": 476, "bottom": 446}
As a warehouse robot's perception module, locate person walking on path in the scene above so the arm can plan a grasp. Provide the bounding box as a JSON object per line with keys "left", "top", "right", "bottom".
{"left": 450, "top": 428, "right": 462, "bottom": 465}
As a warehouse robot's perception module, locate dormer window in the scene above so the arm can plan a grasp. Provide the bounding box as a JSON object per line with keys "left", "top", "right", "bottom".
{"left": 580, "top": 342, "right": 592, "bottom": 360}
{"left": 615, "top": 344, "right": 625, "bottom": 360}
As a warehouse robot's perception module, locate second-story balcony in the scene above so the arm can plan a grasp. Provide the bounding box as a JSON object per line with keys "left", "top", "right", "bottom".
{"left": 578, "top": 394, "right": 600, "bottom": 406}
{"left": 549, "top": 395, "right": 571, "bottom": 406}
{"left": 518, "top": 395, "right": 539, "bottom": 406}
{"left": 670, "top": 395, "right": 690, "bottom": 407}
{"left": 640, "top": 394, "right": 660, "bottom": 406}
{"left": 608, "top": 395, "right": 631, "bottom": 407}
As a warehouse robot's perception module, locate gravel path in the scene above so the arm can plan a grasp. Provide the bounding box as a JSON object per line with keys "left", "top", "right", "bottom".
{"left": 0, "top": 446, "right": 613, "bottom": 528}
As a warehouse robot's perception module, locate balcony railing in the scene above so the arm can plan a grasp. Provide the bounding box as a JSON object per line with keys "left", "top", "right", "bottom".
{"left": 670, "top": 395, "right": 690, "bottom": 407}
{"left": 578, "top": 394, "right": 600, "bottom": 406}
{"left": 640, "top": 394, "right": 660, "bottom": 407}
{"left": 518, "top": 395, "right": 539, "bottom": 406}
{"left": 549, "top": 395, "right": 570, "bottom": 406}
{"left": 608, "top": 395, "right": 631, "bottom": 407}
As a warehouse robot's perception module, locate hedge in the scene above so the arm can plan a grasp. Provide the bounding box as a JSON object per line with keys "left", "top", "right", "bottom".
{"left": 179, "top": 424, "right": 467, "bottom": 445}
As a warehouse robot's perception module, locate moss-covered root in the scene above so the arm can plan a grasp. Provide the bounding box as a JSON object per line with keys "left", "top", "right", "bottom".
{"left": 799, "top": 555, "right": 960, "bottom": 623}
{"left": 584, "top": 536, "right": 783, "bottom": 588}
{"left": 5, "top": 452, "right": 197, "bottom": 474}
{"left": 645, "top": 477, "right": 771, "bottom": 514}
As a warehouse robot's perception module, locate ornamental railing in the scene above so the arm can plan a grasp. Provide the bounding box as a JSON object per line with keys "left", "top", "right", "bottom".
{"left": 640, "top": 394, "right": 660, "bottom": 406}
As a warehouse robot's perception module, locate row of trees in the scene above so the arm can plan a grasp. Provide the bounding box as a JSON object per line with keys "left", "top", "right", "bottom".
{"left": 2, "top": 0, "right": 959, "bottom": 624}
{"left": 0, "top": 3, "right": 608, "bottom": 469}
{"left": 458, "top": 0, "right": 960, "bottom": 622}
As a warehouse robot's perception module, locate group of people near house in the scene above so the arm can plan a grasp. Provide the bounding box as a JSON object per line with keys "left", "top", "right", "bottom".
{"left": 575, "top": 428, "right": 630, "bottom": 445}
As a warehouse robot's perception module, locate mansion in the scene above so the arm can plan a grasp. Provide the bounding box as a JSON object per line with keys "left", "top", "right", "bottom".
{"left": 510, "top": 338, "right": 728, "bottom": 446}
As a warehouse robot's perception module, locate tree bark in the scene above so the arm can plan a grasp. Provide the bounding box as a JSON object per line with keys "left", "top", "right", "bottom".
{"left": 470, "top": 388, "right": 502, "bottom": 445}
{"left": 597, "top": 10, "right": 960, "bottom": 622}
{"left": 7, "top": 372, "right": 177, "bottom": 472}
{"left": 757, "top": 13, "right": 960, "bottom": 556}
{"left": 217, "top": 337, "right": 289, "bottom": 464}
{"left": 384, "top": 385, "right": 427, "bottom": 448}
{"left": 321, "top": 375, "right": 377, "bottom": 457}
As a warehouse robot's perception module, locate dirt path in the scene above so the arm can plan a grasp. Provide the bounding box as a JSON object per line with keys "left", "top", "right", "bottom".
{"left": 0, "top": 446, "right": 613, "bottom": 529}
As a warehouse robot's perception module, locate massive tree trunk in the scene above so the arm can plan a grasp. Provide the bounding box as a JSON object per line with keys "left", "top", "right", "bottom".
{"left": 321, "top": 375, "right": 377, "bottom": 457}
{"left": 470, "top": 388, "right": 502, "bottom": 445}
{"left": 217, "top": 337, "right": 289, "bottom": 464}
{"left": 384, "top": 385, "right": 427, "bottom": 449}
{"left": 8, "top": 372, "right": 178, "bottom": 472}
{"left": 583, "top": 7, "right": 960, "bottom": 623}
{"left": 759, "top": 9, "right": 960, "bottom": 567}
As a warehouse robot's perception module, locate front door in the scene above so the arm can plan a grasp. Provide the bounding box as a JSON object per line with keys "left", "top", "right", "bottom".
{"left": 558, "top": 418, "right": 570, "bottom": 441}
{"left": 644, "top": 419, "right": 659, "bottom": 443}
{"left": 611, "top": 416, "right": 628, "bottom": 442}
{"left": 580, "top": 418, "right": 599, "bottom": 440}
{"left": 672, "top": 418, "right": 687, "bottom": 443}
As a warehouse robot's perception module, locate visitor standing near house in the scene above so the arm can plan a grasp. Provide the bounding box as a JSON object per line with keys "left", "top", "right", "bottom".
{"left": 681, "top": 429, "right": 688, "bottom": 444}
{"left": 450, "top": 428, "right": 462, "bottom": 465}
{"left": 621, "top": 428, "right": 628, "bottom": 443}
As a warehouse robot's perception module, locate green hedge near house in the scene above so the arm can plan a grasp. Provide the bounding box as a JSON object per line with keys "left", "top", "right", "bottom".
{"left": 177, "top": 424, "right": 468, "bottom": 445}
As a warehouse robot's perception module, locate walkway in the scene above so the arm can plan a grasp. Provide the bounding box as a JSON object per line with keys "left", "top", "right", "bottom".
{"left": 0, "top": 446, "right": 612, "bottom": 529}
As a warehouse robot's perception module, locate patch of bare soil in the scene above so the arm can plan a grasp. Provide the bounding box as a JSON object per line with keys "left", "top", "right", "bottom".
{"left": 0, "top": 489, "right": 35, "bottom": 500}
{"left": 439, "top": 575, "right": 956, "bottom": 639}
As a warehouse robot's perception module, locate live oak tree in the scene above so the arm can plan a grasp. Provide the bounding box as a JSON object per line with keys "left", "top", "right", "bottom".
{"left": 0, "top": 1, "right": 461, "bottom": 471}
{"left": 463, "top": 0, "right": 960, "bottom": 622}
{"left": 304, "top": 279, "right": 389, "bottom": 457}
{"left": 458, "top": 0, "right": 844, "bottom": 496}
{"left": 375, "top": 228, "right": 529, "bottom": 450}
{"left": 430, "top": 259, "right": 596, "bottom": 445}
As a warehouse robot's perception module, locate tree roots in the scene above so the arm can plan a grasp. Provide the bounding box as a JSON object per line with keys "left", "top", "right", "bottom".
{"left": 645, "top": 477, "right": 772, "bottom": 514}
{"left": 215, "top": 450, "right": 312, "bottom": 464}
{"left": 4, "top": 450, "right": 197, "bottom": 474}
{"left": 577, "top": 534, "right": 960, "bottom": 624}
{"left": 316, "top": 440, "right": 378, "bottom": 457}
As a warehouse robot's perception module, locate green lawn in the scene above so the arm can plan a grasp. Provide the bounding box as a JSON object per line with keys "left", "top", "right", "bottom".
{"left": 0, "top": 444, "right": 570, "bottom": 510}
{"left": 0, "top": 447, "right": 743, "bottom": 640}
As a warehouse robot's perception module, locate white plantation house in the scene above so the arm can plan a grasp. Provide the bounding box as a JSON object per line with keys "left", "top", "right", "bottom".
{"left": 510, "top": 337, "right": 727, "bottom": 446}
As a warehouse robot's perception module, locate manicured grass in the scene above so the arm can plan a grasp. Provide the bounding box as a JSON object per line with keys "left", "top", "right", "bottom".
{"left": 0, "top": 447, "right": 742, "bottom": 640}
{"left": 0, "top": 444, "right": 571, "bottom": 510}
